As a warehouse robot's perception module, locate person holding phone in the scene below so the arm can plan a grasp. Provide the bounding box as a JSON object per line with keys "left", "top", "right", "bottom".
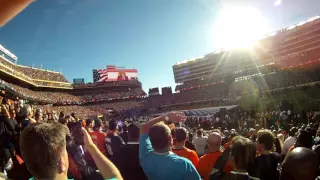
{"left": 20, "top": 122, "right": 123, "bottom": 180}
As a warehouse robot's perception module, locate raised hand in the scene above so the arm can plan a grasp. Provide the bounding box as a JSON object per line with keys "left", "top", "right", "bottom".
{"left": 167, "top": 111, "right": 187, "bottom": 123}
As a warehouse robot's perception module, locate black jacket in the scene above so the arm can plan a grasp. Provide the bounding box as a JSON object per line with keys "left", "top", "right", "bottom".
{"left": 113, "top": 143, "right": 147, "bottom": 180}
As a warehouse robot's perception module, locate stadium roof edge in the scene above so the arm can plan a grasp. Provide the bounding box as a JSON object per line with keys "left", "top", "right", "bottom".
{"left": 173, "top": 14, "right": 320, "bottom": 67}
{"left": 16, "top": 64, "right": 63, "bottom": 74}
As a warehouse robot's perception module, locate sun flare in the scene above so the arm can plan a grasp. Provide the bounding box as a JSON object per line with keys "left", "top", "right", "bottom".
{"left": 212, "top": 6, "right": 269, "bottom": 49}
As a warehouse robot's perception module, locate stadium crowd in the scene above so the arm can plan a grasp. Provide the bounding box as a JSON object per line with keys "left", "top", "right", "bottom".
{"left": 0, "top": 97, "right": 320, "bottom": 180}
{"left": 0, "top": 57, "right": 68, "bottom": 83}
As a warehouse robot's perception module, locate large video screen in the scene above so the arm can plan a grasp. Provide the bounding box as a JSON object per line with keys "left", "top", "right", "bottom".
{"left": 93, "top": 65, "right": 138, "bottom": 83}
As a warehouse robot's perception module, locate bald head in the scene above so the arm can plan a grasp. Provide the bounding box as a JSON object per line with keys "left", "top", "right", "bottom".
{"left": 281, "top": 147, "right": 319, "bottom": 180}
{"left": 207, "top": 132, "right": 222, "bottom": 152}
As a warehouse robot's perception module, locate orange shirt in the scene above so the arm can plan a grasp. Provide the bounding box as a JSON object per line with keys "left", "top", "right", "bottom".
{"left": 89, "top": 130, "right": 107, "bottom": 154}
{"left": 197, "top": 150, "right": 223, "bottom": 180}
{"left": 172, "top": 147, "right": 199, "bottom": 168}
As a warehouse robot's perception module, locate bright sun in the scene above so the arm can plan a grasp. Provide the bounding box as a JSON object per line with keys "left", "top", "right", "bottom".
{"left": 212, "top": 6, "right": 268, "bottom": 49}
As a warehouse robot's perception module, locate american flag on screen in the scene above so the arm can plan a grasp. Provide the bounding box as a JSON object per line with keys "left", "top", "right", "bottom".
{"left": 93, "top": 69, "right": 108, "bottom": 83}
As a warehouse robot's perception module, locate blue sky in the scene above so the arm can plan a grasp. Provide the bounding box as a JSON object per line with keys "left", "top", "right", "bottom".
{"left": 0, "top": 0, "right": 320, "bottom": 92}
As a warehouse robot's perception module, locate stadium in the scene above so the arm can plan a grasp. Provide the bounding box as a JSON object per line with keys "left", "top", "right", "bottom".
{"left": 2, "top": 1, "right": 320, "bottom": 180}
{"left": 0, "top": 15, "right": 319, "bottom": 120}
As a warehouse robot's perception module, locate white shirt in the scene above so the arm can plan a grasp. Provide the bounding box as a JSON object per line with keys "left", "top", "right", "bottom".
{"left": 192, "top": 136, "right": 207, "bottom": 155}
{"left": 282, "top": 136, "right": 296, "bottom": 154}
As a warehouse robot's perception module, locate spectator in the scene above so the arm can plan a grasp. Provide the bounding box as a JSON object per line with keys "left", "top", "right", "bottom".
{"left": 20, "top": 122, "right": 123, "bottom": 180}
{"left": 289, "top": 127, "right": 313, "bottom": 152}
{"left": 20, "top": 105, "right": 36, "bottom": 132}
{"left": 85, "top": 119, "right": 93, "bottom": 132}
{"left": 197, "top": 132, "right": 223, "bottom": 180}
{"left": 34, "top": 108, "right": 42, "bottom": 122}
{"left": 172, "top": 127, "right": 199, "bottom": 167}
{"left": 221, "top": 136, "right": 258, "bottom": 180}
{"left": 192, "top": 129, "right": 208, "bottom": 156}
{"left": 274, "top": 137, "right": 283, "bottom": 154}
{"left": 89, "top": 118, "right": 106, "bottom": 155}
{"left": 59, "top": 111, "right": 65, "bottom": 121}
{"left": 114, "top": 123, "right": 147, "bottom": 180}
{"left": 280, "top": 147, "right": 319, "bottom": 180}
{"left": 185, "top": 133, "right": 196, "bottom": 151}
{"left": 251, "top": 129, "right": 280, "bottom": 180}
{"left": 139, "top": 112, "right": 201, "bottom": 179}
{"left": 119, "top": 124, "right": 128, "bottom": 144}
{"left": 282, "top": 127, "right": 297, "bottom": 154}
{"left": 105, "top": 120, "right": 125, "bottom": 161}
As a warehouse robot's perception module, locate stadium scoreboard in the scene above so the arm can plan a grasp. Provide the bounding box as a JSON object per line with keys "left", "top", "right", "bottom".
{"left": 73, "top": 78, "right": 85, "bottom": 84}
{"left": 93, "top": 65, "right": 138, "bottom": 83}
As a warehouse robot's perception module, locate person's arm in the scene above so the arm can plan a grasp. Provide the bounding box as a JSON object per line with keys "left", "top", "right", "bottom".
{"left": 140, "top": 112, "right": 186, "bottom": 135}
{"left": 82, "top": 128, "right": 123, "bottom": 180}
{"left": 0, "top": 0, "right": 33, "bottom": 27}
{"left": 140, "top": 115, "right": 166, "bottom": 135}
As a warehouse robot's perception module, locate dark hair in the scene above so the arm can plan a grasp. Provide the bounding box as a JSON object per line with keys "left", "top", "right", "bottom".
{"left": 197, "top": 129, "right": 203, "bottom": 136}
{"left": 59, "top": 111, "right": 64, "bottom": 119}
{"left": 175, "top": 128, "right": 187, "bottom": 142}
{"left": 257, "top": 129, "right": 275, "bottom": 151}
{"left": 149, "top": 123, "right": 171, "bottom": 150}
{"left": 274, "top": 138, "right": 282, "bottom": 154}
{"left": 289, "top": 127, "right": 297, "bottom": 137}
{"left": 231, "top": 136, "right": 256, "bottom": 170}
{"left": 59, "top": 116, "right": 69, "bottom": 125}
{"left": 85, "top": 119, "right": 92, "bottom": 126}
{"left": 296, "top": 127, "right": 313, "bottom": 149}
{"left": 93, "top": 118, "right": 102, "bottom": 130}
{"left": 20, "top": 122, "right": 69, "bottom": 179}
{"left": 128, "top": 124, "right": 139, "bottom": 140}
{"left": 109, "top": 120, "right": 117, "bottom": 131}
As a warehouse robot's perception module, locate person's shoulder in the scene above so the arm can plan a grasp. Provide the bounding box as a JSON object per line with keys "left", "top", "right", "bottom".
{"left": 171, "top": 153, "right": 194, "bottom": 164}
{"left": 184, "top": 147, "right": 196, "bottom": 154}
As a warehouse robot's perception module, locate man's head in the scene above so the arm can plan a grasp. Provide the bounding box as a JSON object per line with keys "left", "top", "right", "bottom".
{"left": 280, "top": 147, "right": 319, "bottom": 180}
{"left": 196, "top": 129, "right": 203, "bottom": 137}
{"left": 128, "top": 124, "right": 139, "bottom": 142}
{"left": 59, "top": 111, "right": 65, "bottom": 119}
{"left": 93, "top": 118, "right": 102, "bottom": 131}
{"left": 85, "top": 119, "right": 93, "bottom": 128}
{"left": 175, "top": 128, "right": 188, "bottom": 144}
{"left": 34, "top": 108, "right": 43, "bottom": 122}
{"left": 109, "top": 120, "right": 118, "bottom": 131}
{"left": 149, "top": 123, "right": 172, "bottom": 152}
{"left": 256, "top": 129, "right": 275, "bottom": 152}
{"left": 21, "top": 105, "right": 32, "bottom": 119}
{"left": 20, "top": 122, "right": 69, "bottom": 180}
{"left": 207, "top": 132, "right": 222, "bottom": 151}
{"left": 289, "top": 127, "right": 297, "bottom": 137}
{"left": 295, "top": 128, "right": 313, "bottom": 149}
{"left": 230, "top": 136, "right": 256, "bottom": 171}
